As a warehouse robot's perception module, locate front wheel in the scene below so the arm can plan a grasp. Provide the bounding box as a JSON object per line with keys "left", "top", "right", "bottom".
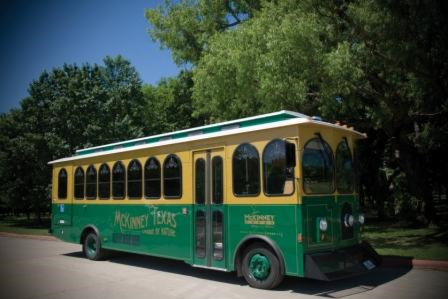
{"left": 83, "top": 232, "right": 106, "bottom": 261}
{"left": 242, "top": 243, "right": 284, "bottom": 289}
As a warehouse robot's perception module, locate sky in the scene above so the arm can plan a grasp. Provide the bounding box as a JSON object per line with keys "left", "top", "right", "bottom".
{"left": 0, "top": 0, "right": 180, "bottom": 113}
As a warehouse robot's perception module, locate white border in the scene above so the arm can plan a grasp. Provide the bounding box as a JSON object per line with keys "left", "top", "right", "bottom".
{"left": 49, "top": 117, "right": 365, "bottom": 165}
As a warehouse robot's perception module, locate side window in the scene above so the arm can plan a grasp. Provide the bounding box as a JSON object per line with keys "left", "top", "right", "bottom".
{"left": 85, "top": 165, "right": 97, "bottom": 199}
{"left": 98, "top": 163, "right": 110, "bottom": 199}
{"left": 336, "top": 140, "right": 354, "bottom": 193}
{"left": 58, "top": 168, "right": 67, "bottom": 199}
{"left": 233, "top": 143, "right": 260, "bottom": 196}
{"left": 112, "top": 161, "right": 125, "bottom": 199}
{"left": 263, "top": 139, "right": 295, "bottom": 196}
{"left": 163, "top": 154, "right": 182, "bottom": 198}
{"left": 302, "top": 138, "right": 335, "bottom": 194}
{"left": 144, "top": 157, "right": 161, "bottom": 199}
{"left": 127, "top": 159, "right": 142, "bottom": 199}
{"left": 74, "top": 167, "right": 84, "bottom": 199}
{"left": 212, "top": 156, "right": 223, "bottom": 204}
{"left": 195, "top": 158, "right": 205, "bottom": 204}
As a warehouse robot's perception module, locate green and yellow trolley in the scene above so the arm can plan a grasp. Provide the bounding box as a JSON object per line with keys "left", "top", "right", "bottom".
{"left": 50, "top": 110, "right": 380, "bottom": 289}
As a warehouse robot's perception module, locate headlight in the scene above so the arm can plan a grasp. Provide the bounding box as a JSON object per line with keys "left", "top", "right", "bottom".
{"left": 344, "top": 214, "right": 354, "bottom": 227}
{"left": 319, "top": 218, "right": 328, "bottom": 231}
{"left": 358, "top": 214, "right": 365, "bottom": 225}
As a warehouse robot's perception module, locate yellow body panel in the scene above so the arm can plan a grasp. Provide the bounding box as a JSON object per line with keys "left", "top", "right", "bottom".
{"left": 52, "top": 122, "right": 363, "bottom": 205}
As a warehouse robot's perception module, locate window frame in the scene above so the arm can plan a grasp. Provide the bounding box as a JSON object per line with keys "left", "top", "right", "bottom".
{"left": 163, "top": 154, "right": 182, "bottom": 199}
{"left": 212, "top": 156, "right": 224, "bottom": 204}
{"left": 144, "top": 157, "right": 161, "bottom": 199}
{"left": 335, "top": 139, "right": 354, "bottom": 194}
{"left": 262, "top": 139, "right": 295, "bottom": 197}
{"left": 232, "top": 143, "right": 261, "bottom": 197}
{"left": 57, "top": 168, "right": 68, "bottom": 199}
{"left": 112, "top": 161, "right": 126, "bottom": 200}
{"left": 127, "top": 159, "right": 143, "bottom": 200}
{"left": 301, "top": 137, "right": 335, "bottom": 195}
{"left": 74, "top": 166, "right": 85, "bottom": 200}
{"left": 85, "top": 165, "right": 97, "bottom": 200}
{"left": 98, "top": 163, "right": 111, "bottom": 200}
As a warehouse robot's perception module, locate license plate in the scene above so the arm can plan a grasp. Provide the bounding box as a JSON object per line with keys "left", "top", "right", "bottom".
{"left": 363, "top": 260, "right": 376, "bottom": 270}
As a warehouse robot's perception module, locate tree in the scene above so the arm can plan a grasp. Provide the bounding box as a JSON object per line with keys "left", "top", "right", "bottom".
{"left": 148, "top": 0, "right": 448, "bottom": 223}
{"left": 0, "top": 56, "right": 146, "bottom": 218}
{"left": 145, "top": 0, "right": 261, "bottom": 65}
{"left": 142, "top": 70, "right": 205, "bottom": 134}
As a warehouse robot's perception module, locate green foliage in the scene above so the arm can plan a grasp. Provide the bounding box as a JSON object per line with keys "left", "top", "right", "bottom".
{"left": 142, "top": 71, "right": 205, "bottom": 134}
{"left": 148, "top": 0, "right": 448, "bottom": 223}
{"left": 145, "top": 0, "right": 261, "bottom": 65}
{"left": 0, "top": 56, "right": 146, "bottom": 217}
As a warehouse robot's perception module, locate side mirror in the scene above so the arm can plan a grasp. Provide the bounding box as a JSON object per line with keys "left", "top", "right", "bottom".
{"left": 285, "top": 141, "right": 296, "bottom": 168}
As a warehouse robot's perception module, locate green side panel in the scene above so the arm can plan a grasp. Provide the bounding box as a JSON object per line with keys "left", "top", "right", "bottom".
{"left": 52, "top": 203, "right": 193, "bottom": 262}
{"left": 226, "top": 205, "right": 300, "bottom": 276}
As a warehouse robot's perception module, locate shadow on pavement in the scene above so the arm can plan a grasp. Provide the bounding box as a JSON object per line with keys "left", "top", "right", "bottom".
{"left": 63, "top": 251, "right": 412, "bottom": 297}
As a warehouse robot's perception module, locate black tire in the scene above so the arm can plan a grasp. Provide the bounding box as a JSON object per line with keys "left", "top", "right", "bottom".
{"left": 242, "top": 243, "right": 284, "bottom": 289}
{"left": 82, "top": 231, "right": 106, "bottom": 261}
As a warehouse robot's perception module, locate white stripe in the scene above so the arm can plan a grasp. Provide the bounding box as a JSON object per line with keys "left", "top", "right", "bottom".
{"left": 49, "top": 117, "right": 365, "bottom": 165}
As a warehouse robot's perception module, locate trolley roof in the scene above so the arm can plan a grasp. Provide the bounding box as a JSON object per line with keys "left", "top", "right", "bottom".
{"left": 49, "top": 110, "right": 365, "bottom": 165}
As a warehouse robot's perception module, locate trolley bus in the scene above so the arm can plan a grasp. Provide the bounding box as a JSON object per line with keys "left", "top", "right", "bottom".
{"left": 49, "top": 110, "right": 380, "bottom": 289}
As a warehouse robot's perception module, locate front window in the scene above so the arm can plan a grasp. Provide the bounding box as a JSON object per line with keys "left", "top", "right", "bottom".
{"left": 302, "top": 138, "right": 334, "bottom": 194}
{"left": 335, "top": 140, "right": 354, "bottom": 193}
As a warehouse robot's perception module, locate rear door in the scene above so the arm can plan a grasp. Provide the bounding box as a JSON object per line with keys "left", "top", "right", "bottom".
{"left": 193, "top": 148, "right": 226, "bottom": 269}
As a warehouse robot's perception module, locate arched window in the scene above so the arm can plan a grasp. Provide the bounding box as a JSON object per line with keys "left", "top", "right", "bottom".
{"left": 336, "top": 140, "right": 354, "bottom": 193}
{"left": 233, "top": 143, "right": 260, "bottom": 196}
{"left": 98, "top": 163, "right": 110, "bottom": 199}
{"left": 74, "top": 167, "right": 85, "bottom": 199}
{"left": 302, "top": 138, "right": 334, "bottom": 194}
{"left": 85, "top": 165, "right": 97, "bottom": 199}
{"left": 127, "top": 159, "right": 142, "bottom": 199}
{"left": 263, "top": 139, "right": 294, "bottom": 196}
{"left": 58, "top": 168, "right": 67, "bottom": 199}
{"left": 163, "top": 154, "right": 182, "bottom": 198}
{"left": 144, "top": 157, "right": 161, "bottom": 199}
{"left": 112, "top": 161, "right": 125, "bottom": 199}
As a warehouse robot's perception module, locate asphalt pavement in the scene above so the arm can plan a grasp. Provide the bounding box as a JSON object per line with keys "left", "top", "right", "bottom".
{"left": 1, "top": 236, "right": 447, "bottom": 299}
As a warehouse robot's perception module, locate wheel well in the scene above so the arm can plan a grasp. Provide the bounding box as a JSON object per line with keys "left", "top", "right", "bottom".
{"left": 234, "top": 237, "right": 285, "bottom": 277}
{"left": 80, "top": 226, "right": 98, "bottom": 245}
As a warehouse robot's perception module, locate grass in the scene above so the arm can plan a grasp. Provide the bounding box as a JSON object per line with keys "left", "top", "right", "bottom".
{"left": 0, "top": 216, "right": 51, "bottom": 236}
{"left": 362, "top": 221, "right": 448, "bottom": 261}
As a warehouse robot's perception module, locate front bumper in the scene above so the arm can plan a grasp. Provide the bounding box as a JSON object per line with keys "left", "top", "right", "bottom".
{"left": 304, "top": 241, "right": 382, "bottom": 281}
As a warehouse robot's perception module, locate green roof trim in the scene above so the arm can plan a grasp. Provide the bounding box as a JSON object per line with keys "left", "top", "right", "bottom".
{"left": 75, "top": 111, "right": 305, "bottom": 156}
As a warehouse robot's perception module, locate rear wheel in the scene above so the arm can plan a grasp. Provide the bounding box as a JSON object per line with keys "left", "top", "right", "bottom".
{"left": 242, "top": 243, "right": 284, "bottom": 289}
{"left": 83, "top": 232, "right": 106, "bottom": 261}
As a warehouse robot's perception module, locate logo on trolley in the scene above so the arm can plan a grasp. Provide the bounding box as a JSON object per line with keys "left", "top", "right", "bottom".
{"left": 244, "top": 213, "right": 276, "bottom": 226}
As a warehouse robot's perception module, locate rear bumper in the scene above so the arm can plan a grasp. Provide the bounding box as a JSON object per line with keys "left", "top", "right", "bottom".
{"left": 304, "top": 241, "right": 382, "bottom": 281}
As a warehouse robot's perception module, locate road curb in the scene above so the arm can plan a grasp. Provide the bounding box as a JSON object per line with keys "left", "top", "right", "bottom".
{"left": 0, "top": 232, "right": 59, "bottom": 241}
{"left": 382, "top": 255, "right": 448, "bottom": 271}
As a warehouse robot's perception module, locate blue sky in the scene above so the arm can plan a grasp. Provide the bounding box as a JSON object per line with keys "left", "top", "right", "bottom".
{"left": 0, "top": 0, "right": 180, "bottom": 113}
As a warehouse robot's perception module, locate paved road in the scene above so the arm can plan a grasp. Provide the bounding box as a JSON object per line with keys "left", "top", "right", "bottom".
{"left": 1, "top": 236, "right": 447, "bottom": 299}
